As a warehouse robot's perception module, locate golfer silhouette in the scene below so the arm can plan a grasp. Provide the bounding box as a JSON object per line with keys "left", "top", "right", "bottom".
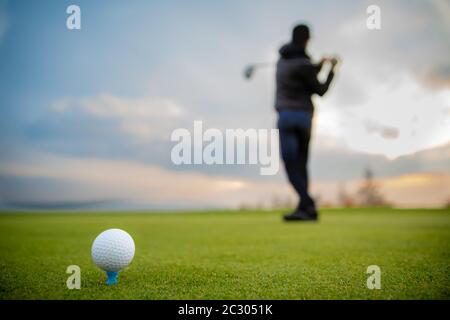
{"left": 276, "top": 24, "right": 338, "bottom": 221}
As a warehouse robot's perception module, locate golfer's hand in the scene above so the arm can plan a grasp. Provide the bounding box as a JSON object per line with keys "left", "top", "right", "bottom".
{"left": 319, "top": 57, "right": 328, "bottom": 64}
{"left": 330, "top": 57, "right": 340, "bottom": 71}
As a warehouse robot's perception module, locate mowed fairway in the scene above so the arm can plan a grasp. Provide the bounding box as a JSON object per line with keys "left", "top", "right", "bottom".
{"left": 0, "top": 208, "right": 449, "bottom": 300}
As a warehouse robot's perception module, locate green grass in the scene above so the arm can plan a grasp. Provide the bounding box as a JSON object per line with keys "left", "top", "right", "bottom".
{"left": 0, "top": 208, "right": 449, "bottom": 300}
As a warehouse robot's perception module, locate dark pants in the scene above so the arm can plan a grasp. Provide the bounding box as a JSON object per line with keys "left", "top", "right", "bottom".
{"left": 277, "top": 109, "right": 315, "bottom": 211}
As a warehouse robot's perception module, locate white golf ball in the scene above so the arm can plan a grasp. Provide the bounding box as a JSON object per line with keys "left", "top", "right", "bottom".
{"left": 91, "top": 229, "right": 135, "bottom": 272}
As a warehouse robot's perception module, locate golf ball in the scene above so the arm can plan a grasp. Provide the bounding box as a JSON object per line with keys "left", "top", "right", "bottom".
{"left": 91, "top": 229, "right": 135, "bottom": 272}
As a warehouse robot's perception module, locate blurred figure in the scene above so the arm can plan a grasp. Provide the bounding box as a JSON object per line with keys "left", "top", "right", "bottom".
{"left": 275, "top": 24, "right": 338, "bottom": 221}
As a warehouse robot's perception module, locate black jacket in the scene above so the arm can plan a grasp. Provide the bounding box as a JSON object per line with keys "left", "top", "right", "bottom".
{"left": 275, "top": 43, "right": 334, "bottom": 112}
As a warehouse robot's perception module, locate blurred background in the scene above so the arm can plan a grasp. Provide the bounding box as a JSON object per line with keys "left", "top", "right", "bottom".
{"left": 0, "top": 0, "right": 449, "bottom": 210}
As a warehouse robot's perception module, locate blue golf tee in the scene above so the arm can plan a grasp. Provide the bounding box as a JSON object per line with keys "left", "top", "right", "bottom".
{"left": 106, "top": 271, "right": 119, "bottom": 285}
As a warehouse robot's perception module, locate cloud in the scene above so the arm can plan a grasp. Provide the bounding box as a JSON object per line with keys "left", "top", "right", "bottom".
{"left": 0, "top": 151, "right": 448, "bottom": 209}
{"left": 51, "top": 94, "right": 186, "bottom": 141}
{"left": 0, "top": 152, "right": 292, "bottom": 209}
{"left": 310, "top": 139, "right": 450, "bottom": 181}
{"left": 423, "top": 64, "right": 450, "bottom": 89}
{"left": 21, "top": 88, "right": 449, "bottom": 186}
{"left": 333, "top": 0, "right": 450, "bottom": 90}
{"left": 28, "top": 94, "right": 282, "bottom": 180}
{"left": 311, "top": 172, "right": 450, "bottom": 208}
{"left": 320, "top": 72, "right": 450, "bottom": 158}
{"left": 364, "top": 119, "right": 399, "bottom": 140}
{"left": 331, "top": 72, "right": 369, "bottom": 107}
{"left": 52, "top": 94, "right": 184, "bottom": 118}
{"left": 301, "top": 1, "right": 450, "bottom": 159}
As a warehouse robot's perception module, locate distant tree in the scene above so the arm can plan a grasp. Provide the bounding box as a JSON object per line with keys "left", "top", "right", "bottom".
{"left": 356, "top": 168, "right": 387, "bottom": 207}
{"left": 281, "top": 196, "right": 295, "bottom": 210}
{"left": 313, "top": 193, "right": 323, "bottom": 208}
{"left": 321, "top": 200, "right": 334, "bottom": 208}
{"left": 270, "top": 195, "right": 295, "bottom": 209}
{"left": 255, "top": 200, "right": 265, "bottom": 210}
{"left": 270, "top": 195, "right": 282, "bottom": 209}
{"left": 445, "top": 198, "right": 450, "bottom": 209}
{"left": 337, "top": 183, "right": 355, "bottom": 207}
{"left": 239, "top": 203, "right": 249, "bottom": 211}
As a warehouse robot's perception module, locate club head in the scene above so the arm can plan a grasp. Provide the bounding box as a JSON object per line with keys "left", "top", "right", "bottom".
{"left": 330, "top": 55, "right": 342, "bottom": 67}
{"left": 243, "top": 65, "right": 255, "bottom": 80}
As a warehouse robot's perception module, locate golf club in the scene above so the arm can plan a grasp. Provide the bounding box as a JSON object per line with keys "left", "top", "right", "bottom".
{"left": 243, "top": 57, "right": 341, "bottom": 80}
{"left": 243, "top": 62, "right": 274, "bottom": 80}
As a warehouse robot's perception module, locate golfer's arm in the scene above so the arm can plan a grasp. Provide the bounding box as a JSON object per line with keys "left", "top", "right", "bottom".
{"left": 314, "top": 61, "right": 324, "bottom": 73}
{"left": 305, "top": 68, "right": 335, "bottom": 96}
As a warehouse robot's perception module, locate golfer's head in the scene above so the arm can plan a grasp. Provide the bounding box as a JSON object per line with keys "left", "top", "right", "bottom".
{"left": 292, "top": 24, "right": 310, "bottom": 47}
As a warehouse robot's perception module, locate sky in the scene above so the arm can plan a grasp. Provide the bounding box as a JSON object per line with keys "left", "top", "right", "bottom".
{"left": 0, "top": 0, "right": 449, "bottom": 210}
